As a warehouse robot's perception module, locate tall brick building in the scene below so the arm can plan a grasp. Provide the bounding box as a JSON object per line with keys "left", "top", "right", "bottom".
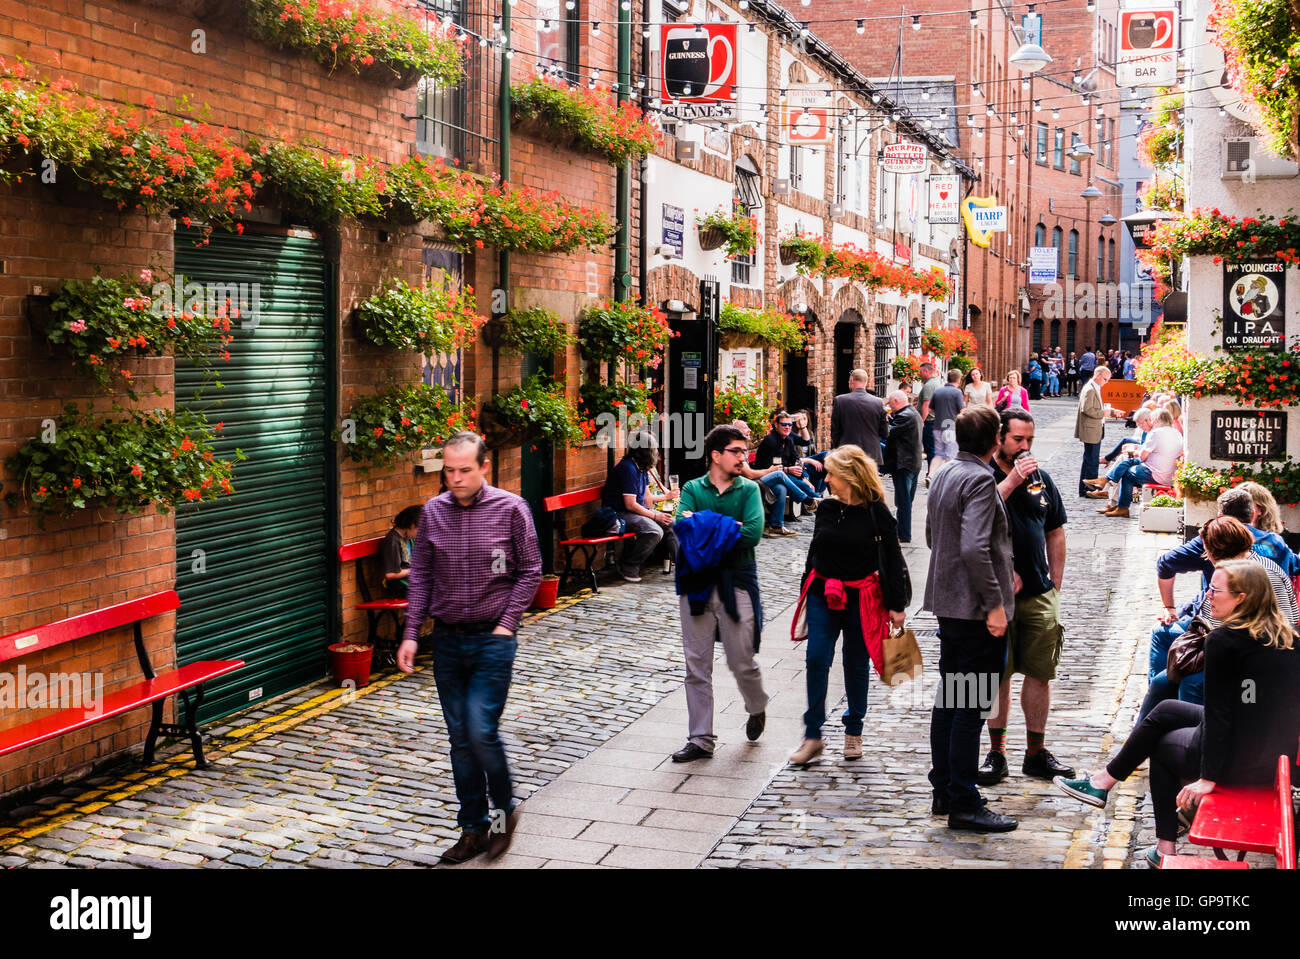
{"left": 807, "top": 0, "right": 1125, "bottom": 378}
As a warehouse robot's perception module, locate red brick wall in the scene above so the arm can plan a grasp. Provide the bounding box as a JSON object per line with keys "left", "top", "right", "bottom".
{"left": 0, "top": 0, "right": 627, "bottom": 796}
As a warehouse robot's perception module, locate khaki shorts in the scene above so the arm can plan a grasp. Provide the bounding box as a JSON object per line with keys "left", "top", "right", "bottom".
{"left": 1004, "top": 588, "right": 1065, "bottom": 681}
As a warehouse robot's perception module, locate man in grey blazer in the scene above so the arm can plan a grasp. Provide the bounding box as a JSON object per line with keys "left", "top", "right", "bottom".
{"left": 830, "top": 369, "right": 888, "bottom": 464}
{"left": 924, "top": 404, "right": 1018, "bottom": 833}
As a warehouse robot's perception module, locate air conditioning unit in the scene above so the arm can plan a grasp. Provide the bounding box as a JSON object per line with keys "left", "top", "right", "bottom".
{"left": 1221, "top": 137, "right": 1299, "bottom": 180}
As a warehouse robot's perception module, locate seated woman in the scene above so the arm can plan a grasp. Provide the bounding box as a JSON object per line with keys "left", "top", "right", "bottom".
{"left": 790, "top": 408, "right": 828, "bottom": 494}
{"left": 1056, "top": 560, "right": 1300, "bottom": 867}
{"left": 1139, "top": 516, "right": 1297, "bottom": 721}
{"left": 1092, "top": 408, "right": 1182, "bottom": 517}
{"left": 381, "top": 505, "right": 423, "bottom": 596}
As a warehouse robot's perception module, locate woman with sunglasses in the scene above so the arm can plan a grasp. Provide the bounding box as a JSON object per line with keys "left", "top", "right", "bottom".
{"left": 1055, "top": 559, "right": 1300, "bottom": 867}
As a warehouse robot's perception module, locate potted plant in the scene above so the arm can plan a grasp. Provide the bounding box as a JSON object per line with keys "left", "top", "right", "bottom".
{"left": 334, "top": 382, "right": 475, "bottom": 468}
{"left": 1139, "top": 493, "right": 1184, "bottom": 533}
{"left": 354, "top": 279, "right": 483, "bottom": 356}
{"left": 578, "top": 300, "right": 676, "bottom": 367}
{"left": 697, "top": 203, "right": 758, "bottom": 258}
{"left": 481, "top": 374, "right": 591, "bottom": 449}
{"left": 718, "top": 302, "right": 806, "bottom": 351}
{"left": 4, "top": 404, "right": 241, "bottom": 525}
{"left": 482, "top": 306, "right": 572, "bottom": 355}
{"left": 244, "top": 0, "right": 467, "bottom": 89}
{"left": 511, "top": 76, "right": 663, "bottom": 165}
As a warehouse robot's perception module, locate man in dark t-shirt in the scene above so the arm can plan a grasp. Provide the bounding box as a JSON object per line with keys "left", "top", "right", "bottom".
{"left": 979, "top": 409, "right": 1076, "bottom": 786}
{"left": 927, "top": 369, "right": 966, "bottom": 481}
{"left": 602, "top": 432, "right": 677, "bottom": 582}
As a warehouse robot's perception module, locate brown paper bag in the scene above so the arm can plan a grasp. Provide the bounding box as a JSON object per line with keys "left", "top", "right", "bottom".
{"left": 881, "top": 626, "right": 923, "bottom": 686}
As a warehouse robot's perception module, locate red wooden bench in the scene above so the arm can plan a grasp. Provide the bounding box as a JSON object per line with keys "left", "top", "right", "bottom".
{"left": 543, "top": 485, "right": 635, "bottom": 595}
{"left": 0, "top": 590, "right": 243, "bottom": 770}
{"left": 339, "top": 536, "right": 409, "bottom": 664}
{"left": 1175, "top": 753, "right": 1297, "bottom": 868}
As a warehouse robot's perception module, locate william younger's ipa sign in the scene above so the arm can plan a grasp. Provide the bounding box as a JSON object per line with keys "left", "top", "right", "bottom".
{"left": 1222, "top": 261, "right": 1286, "bottom": 351}
{"left": 1209, "top": 410, "right": 1287, "bottom": 461}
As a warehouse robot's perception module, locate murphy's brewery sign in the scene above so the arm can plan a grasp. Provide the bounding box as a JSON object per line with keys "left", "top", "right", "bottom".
{"left": 660, "top": 23, "right": 738, "bottom": 120}
{"left": 1210, "top": 410, "right": 1287, "bottom": 461}
{"left": 1223, "top": 260, "right": 1286, "bottom": 351}
{"left": 960, "top": 196, "right": 1005, "bottom": 248}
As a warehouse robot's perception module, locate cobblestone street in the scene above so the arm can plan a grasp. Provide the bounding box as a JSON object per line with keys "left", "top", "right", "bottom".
{"left": 0, "top": 399, "right": 1230, "bottom": 869}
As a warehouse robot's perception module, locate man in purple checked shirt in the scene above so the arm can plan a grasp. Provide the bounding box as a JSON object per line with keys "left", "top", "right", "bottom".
{"left": 397, "top": 431, "right": 542, "bottom": 865}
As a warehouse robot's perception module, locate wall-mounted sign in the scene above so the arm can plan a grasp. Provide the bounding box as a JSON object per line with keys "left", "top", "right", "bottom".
{"left": 960, "top": 196, "right": 1005, "bottom": 248}
{"left": 1222, "top": 261, "right": 1286, "bottom": 351}
{"left": 895, "top": 240, "right": 912, "bottom": 265}
{"left": 782, "top": 85, "right": 832, "bottom": 145}
{"left": 927, "top": 174, "right": 960, "bottom": 225}
{"left": 662, "top": 203, "right": 684, "bottom": 258}
{"left": 1197, "top": 19, "right": 1253, "bottom": 124}
{"left": 882, "top": 142, "right": 928, "bottom": 175}
{"left": 1118, "top": 8, "right": 1177, "bottom": 87}
{"left": 660, "top": 24, "right": 738, "bottom": 120}
{"left": 1210, "top": 410, "right": 1287, "bottom": 461}
{"left": 1028, "top": 246, "right": 1058, "bottom": 285}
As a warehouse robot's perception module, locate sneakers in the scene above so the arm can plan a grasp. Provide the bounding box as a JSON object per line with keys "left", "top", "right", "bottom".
{"left": 765, "top": 525, "right": 798, "bottom": 537}
{"left": 842, "top": 734, "right": 862, "bottom": 760}
{"left": 1054, "top": 775, "right": 1110, "bottom": 808}
{"left": 1023, "top": 748, "right": 1076, "bottom": 780}
{"left": 1140, "top": 846, "right": 1163, "bottom": 868}
{"left": 788, "top": 738, "right": 824, "bottom": 764}
{"left": 977, "top": 750, "right": 1009, "bottom": 786}
{"left": 618, "top": 568, "right": 642, "bottom": 583}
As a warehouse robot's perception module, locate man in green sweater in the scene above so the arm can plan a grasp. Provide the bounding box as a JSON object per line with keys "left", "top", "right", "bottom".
{"left": 669, "top": 424, "right": 769, "bottom": 762}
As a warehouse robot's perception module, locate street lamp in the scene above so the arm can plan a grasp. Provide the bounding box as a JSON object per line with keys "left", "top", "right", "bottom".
{"left": 1010, "top": 41, "right": 1052, "bottom": 73}
{"left": 1098, "top": 213, "right": 1117, "bottom": 226}
{"left": 1080, "top": 184, "right": 1103, "bottom": 199}
{"left": 1067, "top": 140, "right": 1095, "bottom": 161}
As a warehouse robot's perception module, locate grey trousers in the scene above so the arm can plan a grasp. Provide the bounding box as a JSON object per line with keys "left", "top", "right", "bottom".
{"left": 679, "top": 590, "right": 769, "bottom": 752}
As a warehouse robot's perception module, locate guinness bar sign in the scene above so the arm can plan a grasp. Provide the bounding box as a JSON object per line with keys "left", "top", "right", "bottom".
{"left": 1209, "top": 410, "right": 1287, "bottom": 461}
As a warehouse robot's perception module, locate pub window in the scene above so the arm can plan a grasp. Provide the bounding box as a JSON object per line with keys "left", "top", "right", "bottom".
{"left": 731, "top": 158, "right": 761, "bottom": 286}
{"left": 1108, "top": 238, "right": 1116, "bottom": 281}
{"left": 1051, "top": 226, "right": 1063, "bottom": 272}
{"left": 1034, "top": 222, "right": 1046, "bottom": 247}
{"left": 1097, "top": 232, "right": 1105, "bottom": 278}
{"left": 1069, "top": 134, "right": 1081, "bottom": 175}
{"left": 539, "top": 0, "right": 581, "bottom": 83}
{"left": 1036, "top": 122, "right": 1048, "bottom": 163}
{"left": 1068, "top": 229, "right": 1079, "bottom": 278}
{"left": 1053, "top": 128, "right": 1065, "bottom": 169}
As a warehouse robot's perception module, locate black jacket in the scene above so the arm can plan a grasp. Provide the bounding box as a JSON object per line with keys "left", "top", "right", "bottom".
{"left": 883, "top": 404, "right": 924, "bottom": 475}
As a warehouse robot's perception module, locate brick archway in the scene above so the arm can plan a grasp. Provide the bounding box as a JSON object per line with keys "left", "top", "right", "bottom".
{"left": 645, "top": 264, "right": 701, "bottom": 313}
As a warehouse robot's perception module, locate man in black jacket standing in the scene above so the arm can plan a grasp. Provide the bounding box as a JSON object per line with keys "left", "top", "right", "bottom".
{"left": 883, "top": 390, "right": 924, "bottom": 543}
{"left": 830, "top": 369, "right": 888, "bottom": 465}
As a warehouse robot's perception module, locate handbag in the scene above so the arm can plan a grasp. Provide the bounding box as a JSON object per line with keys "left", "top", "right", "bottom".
{"left": 882, "top": 625, "right": 924, "bottom": 685}
{"left": 995, "top": 389, "right": 1009, "bottom": 412}
{"left": 1166, "top": 616, "right": 1212, "bottom": 682}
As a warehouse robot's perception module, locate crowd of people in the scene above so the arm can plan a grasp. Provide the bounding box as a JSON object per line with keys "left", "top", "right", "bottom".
{"left": 378, "top": 353, "right": 1299, "bottom": 869}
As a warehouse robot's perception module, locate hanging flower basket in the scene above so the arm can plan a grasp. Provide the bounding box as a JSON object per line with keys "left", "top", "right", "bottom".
{"left": 779, "top": 242, "right": 802, "bottom": 265}
{"left": 698, "top": 225, "right": 726, "bottom": 251}
{"left": 354, "top": 59, "right": 424, "bottom": 91}
{"left": 478, "top": 404, "right": 532, "bottom": 450}
{"left": 480, "top": 316, "right": 508, "bottom": 349}
{"left": 25, "top": 293, "right": 54, "bottom": 335}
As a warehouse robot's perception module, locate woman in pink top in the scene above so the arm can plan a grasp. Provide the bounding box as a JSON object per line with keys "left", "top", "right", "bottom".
{"left": 994, "top": 370, "right": 1030, "bottom": 412}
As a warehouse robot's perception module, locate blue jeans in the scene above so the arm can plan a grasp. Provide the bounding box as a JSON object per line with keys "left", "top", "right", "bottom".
{"left": 1103, "top": 436, "right": 1142, "bottom": 462}
{"left": 761, "top": 470, "right": 814, "bottom": 528}
{"left": 892, "top": 469, "right": 918, "bottom": 541}
{"left": 431, "top": 627, "right": 518, "bottom": 833}
{"left": 1149, "top": 618, "right": 1188, "bottom": 680}
{"left": 1078, "top": 441, "right": 1101, "bottom": 496}
{"left": 802, "top": 590, "right": 872, "bottom": 740}
{"left": 922, "top": 420, "right": 936, "bottom": 463}
{"left": 1116, "top": 462, "right": 1154, "bottom": 508}
{"left": 803, "top": 451, "right": 830, "bottom": 495}
{"left": 929, "top": 617, "right": 1006, "bottom": 814}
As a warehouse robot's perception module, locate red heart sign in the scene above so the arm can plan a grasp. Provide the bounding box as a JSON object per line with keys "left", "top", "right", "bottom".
{"left": 939, "top": 191, "right": 949, "bottom": 199}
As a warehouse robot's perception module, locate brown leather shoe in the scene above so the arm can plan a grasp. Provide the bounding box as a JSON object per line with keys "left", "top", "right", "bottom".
{"left": 1084, "top": 477, "right": 1108, "bottom": 488}
{"left": 485, "top": 810, "right": 519, "bottom": 860}
{"left": 1108, "top": 507, "right": 1131, "bottom": 518}
{"left": 1086, "top": 490, "right": 1110, "bottom": 498}
{"left": 440, "top": 830, "right": 487, "bottom": 864}
{"left": 843, "top": 735, "right": 863, "bottom": 760}
{"left": 789, "top": 738, "right": 824, "bottom": 765}
{"left": 1096, "top": 504, "right": 1118, "bottom": 513}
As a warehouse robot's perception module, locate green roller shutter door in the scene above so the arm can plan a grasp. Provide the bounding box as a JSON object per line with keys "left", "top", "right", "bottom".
{"left": 173, "top": 228, "right": 333, "bottom": 722}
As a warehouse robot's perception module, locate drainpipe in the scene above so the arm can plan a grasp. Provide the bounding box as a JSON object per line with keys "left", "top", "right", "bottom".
{"left": 494, "top": 1, "right": 512, "bottom": 488}
{"left": 638, "top": 0, "right": 651, "bottom": 305}
{"left": 615, "top": 3, "right": 632, "bottom": 302}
